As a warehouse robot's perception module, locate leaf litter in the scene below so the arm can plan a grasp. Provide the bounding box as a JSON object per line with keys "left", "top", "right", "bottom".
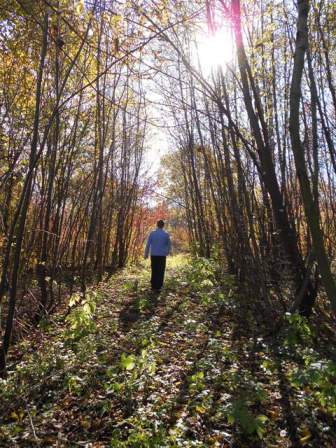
{"left": 0, "top": 255, "right": 335, "bottom": 447}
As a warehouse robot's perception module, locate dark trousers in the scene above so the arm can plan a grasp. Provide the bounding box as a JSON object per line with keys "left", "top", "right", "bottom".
{"left": 151, "top": 256, "right": 166, "bottom": 290}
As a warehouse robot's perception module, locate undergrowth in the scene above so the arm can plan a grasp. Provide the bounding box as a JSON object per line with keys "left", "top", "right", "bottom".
{"left": 0, "top": 255, "right": 335, "bottom": 447}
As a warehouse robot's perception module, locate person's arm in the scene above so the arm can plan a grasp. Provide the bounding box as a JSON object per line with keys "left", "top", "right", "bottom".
{"left": 144, "top": 233, "right": 152, "bottom": 259}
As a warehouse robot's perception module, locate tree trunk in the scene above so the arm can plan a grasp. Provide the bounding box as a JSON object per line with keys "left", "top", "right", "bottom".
{"left": 289, "top": 0, "right": 336, "bottom": 313}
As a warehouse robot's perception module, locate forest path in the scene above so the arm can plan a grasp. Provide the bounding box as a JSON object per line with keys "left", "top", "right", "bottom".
{"left": 0, "top": 256, "right": 335, "bottom": 447}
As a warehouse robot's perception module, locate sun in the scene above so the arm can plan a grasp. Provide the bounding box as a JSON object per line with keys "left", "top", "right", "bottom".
{"left": 194, "top": 26, "right": 234, "bottom": 74}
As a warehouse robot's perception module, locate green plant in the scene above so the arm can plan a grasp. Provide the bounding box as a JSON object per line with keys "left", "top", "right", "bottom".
{"left": 105, "top": 349, "right": 157, "bottom": 410}
{"left": 186, "top": 257, "right": 217, "bottom": 290}
{"left": 283, "top": 312, "right": 313, "bottom": 347}
{"left": 120, "top": 353, "right": 136, "bottom": 371}
{"left": 137, "top": 296, "right": 150, "bottom": 312}
{"left": 188, "top": 370, "right": 205, "bottom": 393}
{"left": 65, "top": 291, "right": 98, "bottom": 340}
{"left": 65, "top": 374, "right": 84, "bottom": 396}
{"left": 122, "top": 279, "right": 138, "bottom": 292}
{"left": 110, "top": 419, "right": 169, "bottom": 447}
{"left": 225, "top": 399, "right": 268, "bottom": 439}
{"left": 290, "top": 358, "right": 336, "bottom": 415}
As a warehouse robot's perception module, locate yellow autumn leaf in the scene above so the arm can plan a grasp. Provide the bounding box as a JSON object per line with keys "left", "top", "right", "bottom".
{"left": 195, "top": 405, "right": 206, "bottom": 414}
{"left": 10, "top": 410, "right": 19, "bottom": 421}
{"left": 300, "top": 427, "right": 312, "bottom": 445}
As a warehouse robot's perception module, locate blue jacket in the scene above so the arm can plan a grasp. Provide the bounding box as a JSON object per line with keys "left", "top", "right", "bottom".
{"left": 145, "top": 228, "right": 171, "bottom": 257}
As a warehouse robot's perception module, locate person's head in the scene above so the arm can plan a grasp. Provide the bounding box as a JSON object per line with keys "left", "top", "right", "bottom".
{"left": 157, "top": 219, "right": 164, "bottom": 229}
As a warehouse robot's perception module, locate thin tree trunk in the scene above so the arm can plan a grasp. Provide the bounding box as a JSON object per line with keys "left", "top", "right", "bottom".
{"left": 0, "top": 12, "right": 49, "bottom": 374}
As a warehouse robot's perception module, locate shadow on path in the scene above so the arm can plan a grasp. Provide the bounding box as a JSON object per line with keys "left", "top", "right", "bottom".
{"left": 118, "top": 289, "right": 161, "bottom": 332}
{"left": 271, "top": 343, "right": 301, "bottom": 447}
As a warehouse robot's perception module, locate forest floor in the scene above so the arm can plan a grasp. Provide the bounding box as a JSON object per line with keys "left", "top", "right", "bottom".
{"left": 0, "top": 255, "right": 335, "bottom": 448}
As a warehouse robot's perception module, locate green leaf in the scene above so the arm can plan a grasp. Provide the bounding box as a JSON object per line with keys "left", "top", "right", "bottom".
{"left": 111, "top": 382, "right": 123, "bottom": 392}
{"left": 69, "top": 293, "right": 81, "bottom": 307}
{"left": 120, "top": 353, "right": 136, "bottom": 371}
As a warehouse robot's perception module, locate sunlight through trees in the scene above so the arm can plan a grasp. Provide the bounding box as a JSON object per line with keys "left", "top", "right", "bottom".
{"left": 0, "top": 0, "right": 336, "bottom": 444}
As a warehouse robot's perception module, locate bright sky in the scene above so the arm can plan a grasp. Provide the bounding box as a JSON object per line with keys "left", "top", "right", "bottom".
{"left": 143, "top": 21, "right": 235, "bottom": 181}
{"left": 145, "top": 125, "right": 169, "bottom": 174}
{"left": 194, "top": 25, "right": 235, "bottom": 75}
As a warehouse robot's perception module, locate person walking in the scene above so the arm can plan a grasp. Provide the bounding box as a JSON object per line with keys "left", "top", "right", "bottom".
{"left": 144, "top": 220, "right": 171, "bottom": 291}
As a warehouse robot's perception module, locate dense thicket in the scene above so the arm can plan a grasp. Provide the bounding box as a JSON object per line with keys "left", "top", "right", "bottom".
{"left": 157, "top": 0, "right": 336, "bottom": 317}
{"left": 0, "top": 0, "right": 160, "bottom": 371}
{"left": 1, "top": 0, "right": 336, "bottom": 373}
